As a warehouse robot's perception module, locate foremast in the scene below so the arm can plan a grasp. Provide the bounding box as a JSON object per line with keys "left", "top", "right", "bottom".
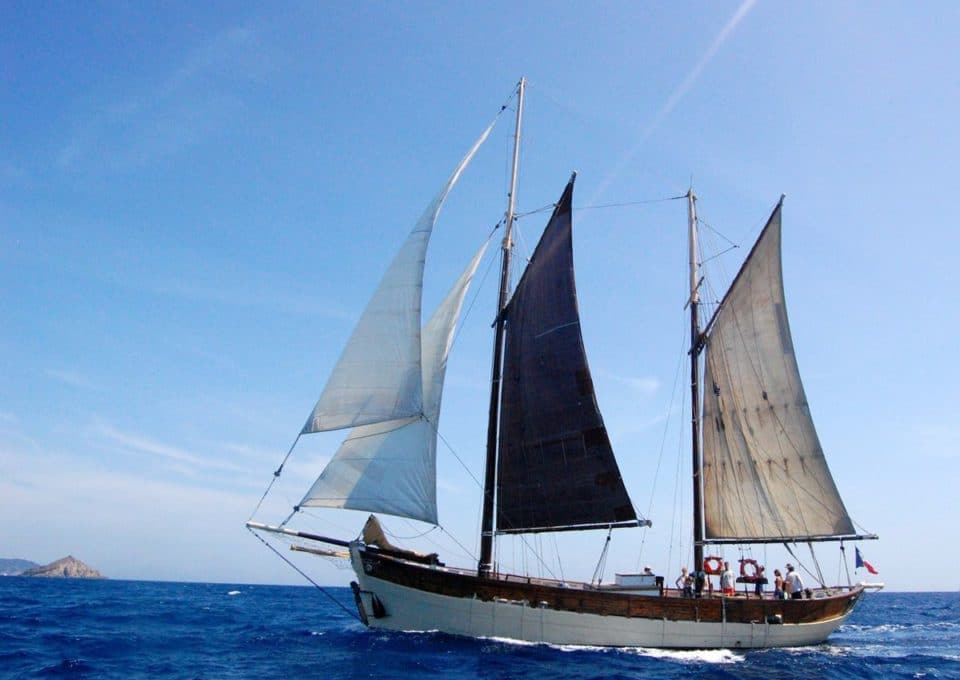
{"left": 687, "top": 190, "right": 706, "bottom": 572}
{"left": 479, "top": 77, "right": 525, "bottom": 577}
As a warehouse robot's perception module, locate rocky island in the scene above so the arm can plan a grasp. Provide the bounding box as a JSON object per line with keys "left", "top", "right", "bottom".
{"left": 1, "top": 556, "right": 104, "bottom": 579}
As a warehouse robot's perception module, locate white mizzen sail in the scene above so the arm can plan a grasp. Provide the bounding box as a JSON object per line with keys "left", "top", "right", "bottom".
{"left": 299, "top": 240, "right": 489, "bottom": 524}
{"left": 701, "top": 200, "right": 856, "bottom": 541}
{"left": 302, "top": 121, "right": 496, "bottom": 434}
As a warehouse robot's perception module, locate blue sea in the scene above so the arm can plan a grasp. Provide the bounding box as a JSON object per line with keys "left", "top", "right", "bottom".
{"left": 1, "top": 578, "right": 957, "bottom": 679}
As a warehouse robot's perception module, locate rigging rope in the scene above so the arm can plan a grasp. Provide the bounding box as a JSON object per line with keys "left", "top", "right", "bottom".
{"left": 515, "top": 203, "right": 556, "bottom": 219}
{"left": 385, "top": 522, "right": 439, "bottom": 541}
{"left": 840, "top": 542, "right": 852, "bottom": 587}
{"left": 247, "top": 525, "right": 360, "bottom": 623}
{"left": 807, "top": 541, "right": 826, "bottom": 587}
{"left": 515, "top": 193, "right": 687, "bottom": 221}
{"left": 576, "top": 193, "right": 687, "bottom": 211}
{"left": 434, "top": 426, "right": 482, "bottom": 490}
{"left": 591, "top": 528, "right": 613, "bottom": 586}
{"left": 552, "top": 534, "right": 565, "bottom": 584}
{"left": 249, "top": 433, "right": 301, "bottom": 521}
{"left": 437, "top": 524, "right": 479, "bottom": 562}
{"left": 699, "top": 244, "right": 739, "bottom": 265}
{"left": 783, "top": 542, "right": 823, "bottom": 589}
{"left": 696, "top": 215, "right": 739, "bottom": 248}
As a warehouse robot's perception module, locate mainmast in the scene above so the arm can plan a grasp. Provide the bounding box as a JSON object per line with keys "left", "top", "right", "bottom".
{"left": 687, "top": 190, "right": 705, "bottom": 572}
{"left": 479, "top": 77, "right": 525, "bottom": 577}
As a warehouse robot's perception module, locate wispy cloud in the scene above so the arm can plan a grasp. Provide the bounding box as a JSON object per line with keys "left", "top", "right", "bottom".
{"left": 139, "top": 275, "right": 356, "bottom": 320}
{"left": 217, "top": 441, "right": 282, "bottom": 461}
{"left": 45, "top": 368, "right": 98, "bottom": 390}
{"left": 55, "top": 23, "right": 272, "bottom": 173}
{"left": 611, "top": 410, "right": 674, "bottom": 437}
{"left": 589, "top": 0, "right": 758, "bottom": 203}
{"left": 640, "top": 0, "right": 757, "bottom": 141}
{"left": 600, "top": 372, "right": 661, "bottom": 398}
{"left": 90, "top": 422, "right": 249, "bottom": 476}
{"left": 109, "top": 27, "right": 261, "bottom": 121}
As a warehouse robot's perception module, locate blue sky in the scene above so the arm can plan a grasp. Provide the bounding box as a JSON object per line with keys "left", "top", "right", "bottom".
{"left": 1, "top": 2, "right": 957, "bottom": 590}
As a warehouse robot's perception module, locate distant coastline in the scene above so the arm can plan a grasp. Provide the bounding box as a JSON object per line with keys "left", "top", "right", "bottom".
{"left": 0, "top": 558, "right": 39, "bottom": 575}
{"left": 0, "top": 556, "right": 104, "bottom": 579}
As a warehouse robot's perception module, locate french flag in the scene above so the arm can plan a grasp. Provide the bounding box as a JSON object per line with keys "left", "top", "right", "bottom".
{"left": 855, "top": 547, "right": 879, "bottom": 575}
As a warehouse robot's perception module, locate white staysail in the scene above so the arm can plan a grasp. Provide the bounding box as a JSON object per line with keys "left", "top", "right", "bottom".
{"left": 701, "top": 202, "right": 856, "bottom": 540}
{"left": 301, "top": 122, "right": 496, "bottom": 434}
{"left": 299, "top": 240, "right": 489, "bottom": 524}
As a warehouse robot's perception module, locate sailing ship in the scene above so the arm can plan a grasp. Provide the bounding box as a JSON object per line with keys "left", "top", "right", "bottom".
{"left": 247, "top": 79, "right": 880, "bottom": 649}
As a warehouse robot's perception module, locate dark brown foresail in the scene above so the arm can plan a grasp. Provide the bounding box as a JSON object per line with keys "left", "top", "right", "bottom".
{"left": 701, "top": 200, "right": 856, "bottom": 542}
{"left": 495, "top": 178, "right": 637, "bottom": 534}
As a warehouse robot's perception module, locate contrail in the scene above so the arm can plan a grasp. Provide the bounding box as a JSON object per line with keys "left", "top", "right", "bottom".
{"left": 588, "top": 0, "right": 758, "bottom": 205}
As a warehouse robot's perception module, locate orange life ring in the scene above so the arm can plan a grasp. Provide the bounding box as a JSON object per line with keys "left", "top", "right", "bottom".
{"left": 739, "top": 558, "right": 762, "bottom": 581}
{"left": 703, "top": 556, "right": 723, "bottom": 575}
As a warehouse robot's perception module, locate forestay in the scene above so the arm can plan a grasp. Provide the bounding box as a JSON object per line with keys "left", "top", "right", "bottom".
{"left": 701, "top": 201, "right": 856, "bottom": 541}
{"left": 300, "top": 240, "right": 488, "bottom": 524}
{"left": 301, "top": 121, "right": 495, "bottom": 433}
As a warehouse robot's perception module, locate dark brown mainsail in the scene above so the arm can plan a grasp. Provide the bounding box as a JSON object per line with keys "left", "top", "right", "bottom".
{"left": 495, "top": 178, "right": 637, "bottom": 534}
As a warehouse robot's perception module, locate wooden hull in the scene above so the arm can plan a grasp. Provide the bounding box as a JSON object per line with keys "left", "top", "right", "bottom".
{"left": 349, "top": 545, "right": 863, "bottom": 649}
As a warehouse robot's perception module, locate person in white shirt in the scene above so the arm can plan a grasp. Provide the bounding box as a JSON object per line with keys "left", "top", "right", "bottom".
{"left": 720, "top": 561, "right": 735, "bottom": 595}
{"left": 675, "top": 567, "right": 694, "bottom": 597}
{"left": 785, "top": 564, "right": 804, "bottom": 599}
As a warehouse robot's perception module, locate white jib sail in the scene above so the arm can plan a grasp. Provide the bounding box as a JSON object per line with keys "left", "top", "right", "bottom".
{"left": 299, "top": 239, "right": 489, "bottom": 524}
{"left": 301, "top": 121, "right": 496, "bottom": 434}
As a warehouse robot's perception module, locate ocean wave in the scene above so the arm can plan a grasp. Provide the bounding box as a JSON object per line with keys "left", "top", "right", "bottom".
{"left": 480, "top": 635, "right": 541, "bottom": 647}
{"left": 842, "top": 621, "right": 960, "bottom": 634}
{"left": 627, "top": 647, "right": 745, "bottom": 664}
{"left": 473, "top": 636, "right": 746, "bottom": 664}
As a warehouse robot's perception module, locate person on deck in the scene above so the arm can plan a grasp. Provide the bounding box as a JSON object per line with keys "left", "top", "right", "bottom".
{"left": 773, "top": 569, "right": 785, "bottom": 599}
{"left": 754, "top": 565, "right": 765, "bottom": 598}
{"left": 720, "top": 561, "right": 735, "bottom": 596}
{"left": 675, "top": 567, "right": 694, "bottom": 597}
{"left": 785, "top": 564, "right": 804, "bottom": 599}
